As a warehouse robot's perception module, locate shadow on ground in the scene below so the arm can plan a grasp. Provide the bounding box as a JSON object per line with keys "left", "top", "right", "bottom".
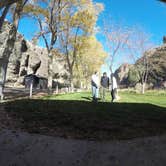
{"left": 1, "top": 99, "right": 166, "bottom": 141}
{"left": 3, "top": 87, "right": 48, "bottom": 100}
{"left": 81, "top": 96, "right": 92, "bottom": 101}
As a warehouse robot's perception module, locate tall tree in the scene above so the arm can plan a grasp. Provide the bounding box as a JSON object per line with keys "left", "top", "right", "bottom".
{"left": 25, "top": 0, "right": 103, "bottom": 91}
{"left": 0, "top": 5, "right": 11, "bottom": 30}
{"left": 73, "top": 35, "right": 107, "bottom": 89}
{"left": 0, "top": 0, "right": 28, "bottom": 100}
{"left": 127, "top": 28, "right": 154, "bottom": 94}
{"left": 24, "top": 0, "right": 68, "bottom": 92}
{"left": 103, "top": 21, "right": 131, "bottom": 74}
{"left": 60, "top": 1, "right": 103, "bottom": 90}
{"left": 0, "top": 0, "right": 27, "bottom": 30}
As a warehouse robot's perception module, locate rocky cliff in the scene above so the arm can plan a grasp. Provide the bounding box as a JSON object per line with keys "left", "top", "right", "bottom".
{"left": 114, "top": 63, "right": 132, "bottom": 88}
{"left": 0, "top": 22, "right": 69, "bottom": 87}
{"left": 115, "top": 44, "right": 166, "bottom": 89}
{"left": 145, "top": 44, "right": 166, "bottom": 87}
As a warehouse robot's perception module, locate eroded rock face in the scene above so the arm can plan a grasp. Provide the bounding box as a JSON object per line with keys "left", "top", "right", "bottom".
{"left": 145, "top": 45, "right": 166, "bottom": 88}
{"left": 0, "top": 22, "right": 69, "bottom": 87}
{"left": 114, "top": 44, "right": 166, "bottom": 89}
{"left": 114, "top": 63, "right": 132, "bottom": 87}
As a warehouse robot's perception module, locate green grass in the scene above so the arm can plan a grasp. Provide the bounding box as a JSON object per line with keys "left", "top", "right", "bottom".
{"left": 44, "top": 92, "right": 92, "bottom": 101}
{"left": 45, "top": 90, "right": 166, "bottom": 107}
{"left": 2, "top": 90, "right": 166, "bottom": 141}
{"left": 119, "top": 91, "right": 166, "bottom": 107}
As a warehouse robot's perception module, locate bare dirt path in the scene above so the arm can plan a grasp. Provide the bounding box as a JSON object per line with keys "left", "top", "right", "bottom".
{"left": 0, "top": 129, "right": 166, "bottom": 166}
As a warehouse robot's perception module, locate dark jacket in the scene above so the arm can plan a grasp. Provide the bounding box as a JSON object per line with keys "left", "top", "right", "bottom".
{"left": 100, "top": 76, "right": 109, "bottom": 88}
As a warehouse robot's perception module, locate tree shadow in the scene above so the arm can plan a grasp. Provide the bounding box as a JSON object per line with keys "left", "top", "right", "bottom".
{"left": 81, "top": 96, "right": 102, "bottom": 101}
{"left": 3, "top": 87, "right": 48, "bottom": 100}
{"left": 81, "top": 96, "right": 92, "bottom": 101}
{"left": 1, "top": 99, "right": 166, "bottom": 141}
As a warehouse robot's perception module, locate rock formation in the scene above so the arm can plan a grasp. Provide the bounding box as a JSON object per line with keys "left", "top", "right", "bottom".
{"left": 115, "top": 44, "right": 166, "bottom": 89}
{"left": 114, "top": 63, "right": 132, "bottom": 88}
{"left": 145, "top": 44, "right": 166, "bottom": 88}
{"left": 0, "top": 22, "right": 69, "bottom": 88}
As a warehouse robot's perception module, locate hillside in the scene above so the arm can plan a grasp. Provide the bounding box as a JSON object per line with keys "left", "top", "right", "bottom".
{"left": 115, "top": 44, "right": 166, "bottom": 89}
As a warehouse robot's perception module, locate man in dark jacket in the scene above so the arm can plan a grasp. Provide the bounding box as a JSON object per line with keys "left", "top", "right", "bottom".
{"left": 100, "top": 72, "right": 109, "bottom": 101}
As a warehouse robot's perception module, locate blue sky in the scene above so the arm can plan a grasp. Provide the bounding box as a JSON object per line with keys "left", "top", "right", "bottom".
{"left": 17, "top": 0, "right": 166, "bottom": 72}
{"left": 95, "top": 0, "right": 166, "bottom": 44}
{"left": 93, "top": 0, "right": 166, "bottom": 72}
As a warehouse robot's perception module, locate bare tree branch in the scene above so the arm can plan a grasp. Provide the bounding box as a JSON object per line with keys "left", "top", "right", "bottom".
{"left": 37, "top": 17, "right": 50, "bottom": 52}
{"left": 0, "top": 0, "right": 18, "bottom": 9}
{"left": 0, "top": 5, "right": 10, "bottom": 30}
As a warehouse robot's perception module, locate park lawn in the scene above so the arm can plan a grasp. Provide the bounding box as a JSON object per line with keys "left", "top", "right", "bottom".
{"left": 44, "top": 91, "right": 92, "bottom": 101}
{"left": 2, "top": 90, "right": 166, "bottom": 141}
{"left": 119, "top": 90, "right": 166, "bottom": 108}
{"left": 45, "top": 90, "right": 166, "bottom": 107}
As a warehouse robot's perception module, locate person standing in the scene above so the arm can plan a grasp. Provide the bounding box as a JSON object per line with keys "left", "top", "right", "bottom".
{"left": 110, "top": 73, "right": 118, "bottom": 102}
{"left": 91, "top": 71, "right": 100, "bottom": 102}
{"left": 100, "top": 72, "right": 109, "bottom": 101}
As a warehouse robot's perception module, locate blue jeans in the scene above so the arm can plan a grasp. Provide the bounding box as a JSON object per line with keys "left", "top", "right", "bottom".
{"left": 92, "top": 86, "right": 99, "bottom": 100}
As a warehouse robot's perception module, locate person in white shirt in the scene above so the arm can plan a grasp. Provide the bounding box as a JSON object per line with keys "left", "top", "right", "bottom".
{"left": 91, "top": 71, "right": 100, "bottom": 101}
{"left": 110, "top": 73, "right": 118, "bottom": 102}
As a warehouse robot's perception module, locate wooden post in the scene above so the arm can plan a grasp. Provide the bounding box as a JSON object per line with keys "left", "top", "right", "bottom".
{"left": 0, "top": 84, "right": 4, "bottom": 100}
{"left": 30, "top": 82, "right": 33, "bottom": 98}
{"left": 0, "top": 64, "right": 6, "bottom": 101}
{"left": 56, "top": 83, "right": 59, "bottom": 94}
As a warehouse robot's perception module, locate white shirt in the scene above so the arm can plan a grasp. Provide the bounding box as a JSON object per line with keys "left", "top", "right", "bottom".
{"left": 91, "top": 74, "right": 100, "bottom": 87}
{"left": 111, "top": 76, "right": 118, "bottom": 90}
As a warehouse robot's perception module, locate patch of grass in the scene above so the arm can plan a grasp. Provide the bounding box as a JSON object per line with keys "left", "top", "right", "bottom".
{"left": 44, "top": 92, "right": 92, "bottom": 101}
{"left": 44, "top": 90, "right": 166, "bottom": 107}
{"left": 119, "top": 91, "right": 166, "bottom": 107}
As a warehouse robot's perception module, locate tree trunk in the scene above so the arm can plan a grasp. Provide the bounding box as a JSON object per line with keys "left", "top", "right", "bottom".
{"left": 0, "top": 25, "right": 17, "bottom": 100}
{"left": 0, "top": 0, "right": 25, "bottom": 100}
{"left": 0, "top": 5, "right": 10, "bottom": 30}
{"left": 56, "top": 83, "right": 59, "bottom": 94}
{"left": 142, "top": 82, "right": 146, "bottom": 94}
{"left": 70, "top": 81, "right": 74, "bottom": 92}
{"left": 80, "top": 81, "right": 83, "bottom": 89}
{"left": 47, "top": 54, "right": 53, "bottom": 94}
{"left": 69, "top": 70, "right": 74, "bottom": 92}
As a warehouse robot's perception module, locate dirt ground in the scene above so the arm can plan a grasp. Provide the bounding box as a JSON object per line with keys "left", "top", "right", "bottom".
{"left": 0, "top": 129, "right": 166, "bottom": 166}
